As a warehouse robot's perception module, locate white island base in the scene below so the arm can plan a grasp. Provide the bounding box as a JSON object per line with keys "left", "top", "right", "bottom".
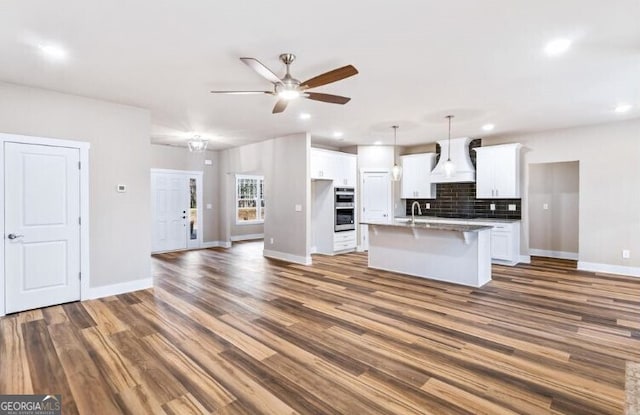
{"left": 367, "top": 223, "right": 492, "bottom": 287}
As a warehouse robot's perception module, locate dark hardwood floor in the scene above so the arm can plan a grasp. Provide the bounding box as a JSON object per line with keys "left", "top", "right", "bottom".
{"left": 1, "top": 241, "right": 639, "bottom": 414}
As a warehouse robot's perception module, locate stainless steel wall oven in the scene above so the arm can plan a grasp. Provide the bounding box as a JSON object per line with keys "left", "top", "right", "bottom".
{"left": 334, "top": 187, "right": 355, "bottom": 231}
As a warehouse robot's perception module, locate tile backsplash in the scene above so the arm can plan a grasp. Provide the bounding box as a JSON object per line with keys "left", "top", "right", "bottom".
{"left": 405, "top": 182, "right": 521, "bottom": 219}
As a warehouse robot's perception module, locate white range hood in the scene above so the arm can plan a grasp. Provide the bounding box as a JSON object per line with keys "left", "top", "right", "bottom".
{"left": 430, "top": 137, "right": 476, "bottom": 183}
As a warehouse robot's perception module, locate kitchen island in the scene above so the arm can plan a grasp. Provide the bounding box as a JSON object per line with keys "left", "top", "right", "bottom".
{"left": 361, "top": 220, "right": 493, "bottom": 287}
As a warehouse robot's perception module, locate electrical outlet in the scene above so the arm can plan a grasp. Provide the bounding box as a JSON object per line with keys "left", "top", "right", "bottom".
{"left": 206, "top": 203, "right": 212, "bottom": 209}
{"left": 543, "top": 203, "right": 549, "bottom": 210}
{"left": 490, "top": 203, "right": 496, "bottom": 211}
{"left": 508, "top": 204, "right": 516, "bottom": 211}
{"left": 295, "top": 204, "right": 302, "bottom": 212}
{"left": 270, "top": 238, "right": 274, "bottom": 245}
{"left": 622, "top": 249, "right": 630, "bottom": 259}
{"left": 425, "top": 203, "right": 430, "bottom": 209}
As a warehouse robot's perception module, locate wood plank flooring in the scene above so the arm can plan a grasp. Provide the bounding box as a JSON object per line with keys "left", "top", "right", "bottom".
{"left": 1, "top": 242, "right": 639, "bottom": 414}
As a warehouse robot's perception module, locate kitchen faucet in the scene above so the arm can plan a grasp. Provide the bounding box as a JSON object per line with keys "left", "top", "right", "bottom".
{"left": 410, "top": 201, "right": 422, "bottom": 224}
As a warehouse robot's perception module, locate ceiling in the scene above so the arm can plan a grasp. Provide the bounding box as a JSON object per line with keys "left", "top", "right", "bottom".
{"left": 1, "top": 1, "right": 638, "bottom": 150}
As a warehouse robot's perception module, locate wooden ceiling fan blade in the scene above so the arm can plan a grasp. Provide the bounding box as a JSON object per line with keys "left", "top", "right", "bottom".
{"left": 304, "top": 92, "right": 351, "bottom": 105}
{"left": 300, "top": 65, "right": 358, "bottom": 89}
{"left": 240, "top": 57, "right": 282, "bottom": 85}
{"left": 210, "top": 90, "right": 273, "bottom": 94}
{"left": 272, "top": 99, "right": 288, "bottom": 114}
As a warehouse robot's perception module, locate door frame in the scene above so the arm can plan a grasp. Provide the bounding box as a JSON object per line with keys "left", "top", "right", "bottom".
{"left": 0, "top": 133, "right": 90, "bottom": 317}
{"left": 150, "top": 168, "right": 204, "bottom": 252}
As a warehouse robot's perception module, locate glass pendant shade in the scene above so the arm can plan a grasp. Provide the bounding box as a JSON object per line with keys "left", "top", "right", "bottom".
{"left": 188, "top": 135, "right": 208, "bottom": 153}
{"left": 443, "top": 115, "right": 456, "bottom": 178}
{"left": 444, "top": 158, "right": 456, "bottom": 177}
{"left": 391, "top": 125, "right": 401, "bottom": 181}
{"left": 392, "top": 163, "right": 403, "bottom": 181}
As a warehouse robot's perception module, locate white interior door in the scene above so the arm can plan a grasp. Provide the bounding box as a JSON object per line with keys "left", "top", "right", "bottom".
{"left": 5, "top": 142, "right": 81, "bottom": 313}
{"left": 361, "top": 171, "right": 392, "bottom": 221}
{"left": 151, "top": 170, "right": 203, "bottom": 253}
{"left": 360, "top": 171, "right": 392, "bottom": 251}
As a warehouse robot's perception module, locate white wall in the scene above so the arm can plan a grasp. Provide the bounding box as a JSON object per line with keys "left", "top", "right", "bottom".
{"left": 150, "top": 144, "right": 221, "bottom": 243}
{"left": 219, "top": 133, "right": 311, "bottom": 263}
{"left": 0, "top": 82, "right": 151, "bottom": 288}
{"left": 485, "top": 119, "right": 640, "bottom": 271}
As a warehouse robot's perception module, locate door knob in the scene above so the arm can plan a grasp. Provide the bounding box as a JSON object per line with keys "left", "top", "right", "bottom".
{"left": 7, "top": 233, "right": 24, "bottom": 240}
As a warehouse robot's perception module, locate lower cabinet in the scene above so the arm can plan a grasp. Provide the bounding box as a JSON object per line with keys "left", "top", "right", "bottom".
{"left": 334, "top": 231, "right": 357, "bottom": 252}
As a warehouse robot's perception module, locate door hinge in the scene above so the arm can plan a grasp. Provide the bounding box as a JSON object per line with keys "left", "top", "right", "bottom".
{"left": 79, "top": 272, "right": 82, "bottom": 280}
{"left": 78, "top": 161, "right": 81, "bottom": 170}
{"left": 78, "top": 217, "right": 81, "bottom": 225}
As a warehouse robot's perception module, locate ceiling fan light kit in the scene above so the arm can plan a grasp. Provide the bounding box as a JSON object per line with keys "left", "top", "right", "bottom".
{"left": 211, "top": 53, "right": 358, "bottom": 114}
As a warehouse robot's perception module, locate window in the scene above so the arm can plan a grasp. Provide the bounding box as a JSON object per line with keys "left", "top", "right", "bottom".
{"left": 236, "top": 175, "right": 265, "bottom": 224}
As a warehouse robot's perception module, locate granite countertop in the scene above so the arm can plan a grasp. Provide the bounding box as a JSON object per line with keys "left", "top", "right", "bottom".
{"left": 394, "top": 216, "right": 521, "bottom": 224}
{"left": 360, "top": 220, "right": 492, "bottom": 233}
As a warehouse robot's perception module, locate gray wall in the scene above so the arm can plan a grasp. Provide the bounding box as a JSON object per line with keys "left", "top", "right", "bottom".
{"left": 528, "top": 162, "right": 579, "bottom": 255}
{"left": 0, "top": 82, "right": 151, "bottom": 288}
{"left": 485, "top": 118, "right": 640, "bottom": 267}
{"left": 219, "top": 133, "right": 310, "bottom": 262}
{"left": 150, "top": 144, "right": 221, "bottom": 243}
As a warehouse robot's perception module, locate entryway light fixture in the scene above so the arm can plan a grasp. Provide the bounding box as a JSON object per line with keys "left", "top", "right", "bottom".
{"left": 187, "top": 135, "right": 208, "bottom": 153}
{"left": 391, "top": 125, "right": 402, "bottom": 181}
{"left": 444, "top": 115, "right": 456, "bottom": 178}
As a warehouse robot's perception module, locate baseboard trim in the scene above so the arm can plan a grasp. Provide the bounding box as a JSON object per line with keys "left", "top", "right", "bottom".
{"left": 519, "top": 255, "right": 531, "bottom": 264}
{"left": 263, "top": 249, "right": 312, "bottom": 265}
{"left": 529, "top": 249, "right": 578, "bottom": 260}
{"left": 201, "top": 241, "right": 231, "bottom": 249}
{"left": 230, "top": 233, "right": 264, "bottom": 242}
{"left": 578, "top": 261, "right": 640, "bottom": 277}
{"left": 83, "top": 277, "right": 153, "bottom": 300}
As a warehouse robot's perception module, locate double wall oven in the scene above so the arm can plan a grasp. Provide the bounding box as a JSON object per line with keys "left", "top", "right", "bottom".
{"left": 334, "top": 187, "right": 355, "bottom": 232}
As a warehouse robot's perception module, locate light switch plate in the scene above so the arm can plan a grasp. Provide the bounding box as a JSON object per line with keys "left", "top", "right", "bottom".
{"left": 204, "top": 159, "right": 213, "bottom": 165}
{"left": 623, "top": 249, "right": 631, "bottom": 259}
{"left": 543, "top": 203, "right": 549, "bottom": 210}
{"left": 295, "top": 204, "right": 302, "bottom": 212}
{"left": 489, "top": 203, "right": 496, "bottom": 211}
{"left": 206, "top": 204, "right": 212, "bottom": 209}
{"left": 508, "top": 204, "right": 516, "bottom": 211}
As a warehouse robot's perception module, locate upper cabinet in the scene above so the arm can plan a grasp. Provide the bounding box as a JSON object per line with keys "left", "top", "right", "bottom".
{"left": 310, "top": 148, "right": 357, "bottom": 187}
{"left": 400, "top": 153, "right": 437, "bottom": 199}
{"left": 473, "top": 143, "right": 522, "bottom": 199}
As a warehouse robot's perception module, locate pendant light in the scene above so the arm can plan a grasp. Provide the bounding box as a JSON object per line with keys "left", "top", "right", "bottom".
{"left": 391, "top": 125, "right": 402, "bottom": 181}
{"left": 187, "top": 135, "right": 208, "bottom": 153}
{"left": 444, "top": 115, "right": 456, "bottom": 178}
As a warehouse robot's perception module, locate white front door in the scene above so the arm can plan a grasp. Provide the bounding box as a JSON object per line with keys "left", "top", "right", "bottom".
{"left": 151, "top": 170, "right": 203, "bottom": 253}
{"left": 5, "top": 142, "right": 81, "bottom": 313}
{"left": 360, "top": 171, "right": 392, "bottom": 251}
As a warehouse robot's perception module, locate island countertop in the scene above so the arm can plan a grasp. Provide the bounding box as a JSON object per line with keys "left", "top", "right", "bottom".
{"left": 360, "top": 220, "right": 492, "bottom": 233}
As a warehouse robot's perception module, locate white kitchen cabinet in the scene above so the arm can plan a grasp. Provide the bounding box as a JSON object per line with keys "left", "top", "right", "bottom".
{"left": 400, "top": 153, "right": 437, "bottom": 199}
{"left": 310, "top": 148, "right": 335, "bottom": 180}
{"left": 474, "top": 143, "right": 521, "bottom": 199}
{"left": 310, "top": 148, "right": 356, "bottom": 186}
{"left": 334, "top": 152, "right": 357, "bottom": 187}
{"left": 334, "top": 230, "right": 357, "bottom": 252}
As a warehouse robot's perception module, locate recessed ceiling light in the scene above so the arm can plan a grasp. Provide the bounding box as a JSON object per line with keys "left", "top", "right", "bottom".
{"left": 614, "top": 104, "right": 632, "bottom": 113}
{"left": 374, "top": 140, "right": 382, "bottom": 145}
{"left": 544, "top": 38, "right": 572, "bottom": 56}
{"left": 38, "top": 43, "right": 68, "bottom": 61}
{"left": 299, "top": 113, "right": 311, "bottom": 120}
{"left": 333, "top": 131, "right": 344, "bottom": 138}
{"left": 481, "top": 124, "right": 495, "bottom": 132}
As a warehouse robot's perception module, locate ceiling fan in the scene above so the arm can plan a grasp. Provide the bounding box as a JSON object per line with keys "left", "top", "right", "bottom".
{"left": 210, "top": 53, "right": 358, "bottom": 114}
